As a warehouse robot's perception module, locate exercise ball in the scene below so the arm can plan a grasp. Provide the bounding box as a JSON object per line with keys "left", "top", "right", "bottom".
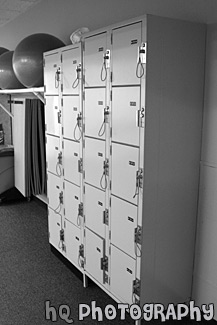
{"left": 0, "top": 51, "right": 24, "bottom": 89}
{"left": 13, "top": 33, "right": 65, "bottom": 88}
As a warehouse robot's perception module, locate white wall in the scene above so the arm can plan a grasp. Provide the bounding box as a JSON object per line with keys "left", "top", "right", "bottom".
{"left": 193, "top": 24, "right": 217, "bottom": 319}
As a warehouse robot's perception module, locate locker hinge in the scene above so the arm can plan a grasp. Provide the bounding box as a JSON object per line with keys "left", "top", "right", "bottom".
{"left": 111, "top": 33, "right": 113, "bottom": 45}
{"left": 101, "top": 255, "right": 108, "bottom": 272}
{"left": 62, "top": 127, "right": 64, "bottom": 136}
{"left": 61, "top": 54, "right": 63, "bottom": 63}
{"left": 61, "top": 98, "right": 63, "bottom": 106}
{"left": 63, "top": 182, "right": 65, "bottom": 190}
{"left": 110, "top": 71, "right": 113, "bottom": 83}
{"left": 45, "top": 136, "right": 47, "bottom": 144}
{"left": 110, "top": 128, "right": 112, "bottom": 139}
{"left": 57, "top": 111, "right": 61, "bottom": 124}
{"left": 44, "top": 85, "right": 46, "bottom": 93}
{"left": 103, "top": 273, "right": 109, "bottom": 284}
{"left": 61, "top": 84, "right": 63, "bottom": 92}
{"left": 133, "top": 278, "right": 141, "bottom": 300}
{"left": 64, "top": 220, "right": 66, "bottom": 228}
{"left": 45, "top": 124, "right": 47, "bottom": 132}
{"left": 83, "top": 139, "right": 85, "bottom": 148}
{"left": 83, "top": 91, "right": 85, "bottom": 101}
{"left": 44, "top": 98, "right": 46, "bottom": 105}
{"left": 103, "top": 209, "right": 109, "bottom": 225}
{"left": 64, "top": 208, "right": 65, "bottom": 216}
{"left": 134, "top": 225, "right": 142, "bottom": 245}
{"left": 78, "top": 158, "right": 83, "bottom": 173}
{"left": 110, "top": 90, "right": 112, "bottom": 101}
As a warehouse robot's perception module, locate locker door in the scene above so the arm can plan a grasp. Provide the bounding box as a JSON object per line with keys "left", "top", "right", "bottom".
{"left": 112, "top": 143, "right": 139, "bottom": 204}
{"left": 65, "top": 220, "right": 82, "bottom": 268}
{"left": 84, "top": 88, "right": 106, "bottom": 139}
{"left": 110, "top": 245, "right": 135, "bottom": 304}
{"left": 46, "top": 135, "right": 61, "bottom": 176}
{"left": 111, "top": 196, "right": 137, "bottom": 258}
{"left": 48, "top": 207, "right": 62, "bottom": 252}
{"left": 84, "top": 33, "right": 107, "bottom": 87}
{"left": 112, "top": 87, "right": 140, "bottom": 146}
{"left": 85, "top": 184, "right": 105, "bottom": 238}
{"left": 65, "top": 181, "right": 81, "bottom": 226}
{"left": 47, "top": 173, "right": 62, "bottom": 211}
{"left": 62, "top": 46, "right": 81, "bottom": 95}
{"left": 62, "top": 96, "right": 80, "bottom": 141}
{"left": 85, "top": 228, "right": 104, "bottom": 285}
{"left": 63, "top": 139, "right": 81, "bottom": 186}
{"left": 112, "top": 23, "right": 142, "bottom": 86}
{"left": 84, "top": 138, "right": 105, "bottom": 189}
{"left": 45, "top": 96, "right": 61, "bottom": 136}
{"left": 44, "top": 51, "right": 61, "bottom": 95}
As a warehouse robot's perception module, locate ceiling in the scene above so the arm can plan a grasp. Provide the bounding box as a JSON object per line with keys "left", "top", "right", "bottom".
{"left": 0, "top": 0, "right": 42, "bottom": 26}
{"left": 1, "top": 0, "right": 217, "bottom": 28}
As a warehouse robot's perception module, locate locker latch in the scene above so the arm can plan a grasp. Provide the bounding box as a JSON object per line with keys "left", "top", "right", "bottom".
{"left": 98, "top": 106, "right": 109, "bottom": 137}
{"left": 103, "top": 273, "right": 109, "bottom": 284}
{"left": 74, "top": 113, "right": 82, "bottom": 141}
{"left": 100, "top": 255, "right": 108, "bottom": 272}
{"left": 57, "top": 110, "right": 61, "bottom": 124}
{"left": 59, "top": 191, "right": 64, "bottom": 204}
{"left": 137, "top": 107, "right": 145, "bottom": 128}
{"left": 57, "top": 151, "right": 62, "bottom": 165}
{"left": 133, "top": 168, "right": 143, "bottom": 198}
{"left": 79, "top": 244, "right": 84, "bottom": 258}
{"left": 136, "top": 42, "right": 146, "bottom": 78}
{"left": 134, "top": 225, "right": 142, "bottom": 245}
{"left": 133, "top": 278, "right": 141, "bottom": 298}
{"left": 55, "top": 67, "right": 61, "bottom": 88}
{"left": 72, "top": 63, "right": 82, "bottom": 88}
{"left": 60, "top": 229, "right": 65, "bottom": 242}
{"left": 78, "top": 202, "right": 84, "bottom": 217}
{"left": 101, "top": 49, "right": 110, "bottom": 81}
{"left": 103, "top": 209, "right": 109, "bottom": 225}
{"left": 100, "top": 159, "right": 109, "bottom": 190}
{"left": 78, "top": 158, "right": 83, "bottom": 173}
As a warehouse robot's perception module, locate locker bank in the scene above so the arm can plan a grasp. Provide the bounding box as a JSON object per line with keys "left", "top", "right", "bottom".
{"left": 0, "top": 1, "right": 217, "bottom": 324}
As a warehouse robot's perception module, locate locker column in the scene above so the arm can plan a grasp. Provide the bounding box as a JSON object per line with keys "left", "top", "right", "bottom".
{"left": 109, "top": 20, "right": 146, "bottom": 305}
{"left": 44, "top": 49, "right": 65, "bottom": 254}
{"left": 61, "top": 44, "right": 85, "bottom": 271}
{"left": 83, "top": 31, "right": 111, "bottom": 288}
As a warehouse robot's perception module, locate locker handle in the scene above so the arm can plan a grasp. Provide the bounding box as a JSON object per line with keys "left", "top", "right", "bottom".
{"left": 55, "top": 67, "right": 61, "bottom": 88}
{"left": 74, "top": 113, "right": 82, "bottom": 141}
{"left": 100, "top": 50, "right": 110, "bottom": 81}
{"left": 98, "top": 106, "right": 109, "bottom": 137}
{"left": 72, "top": 63, "right": 82, "bottom": 89}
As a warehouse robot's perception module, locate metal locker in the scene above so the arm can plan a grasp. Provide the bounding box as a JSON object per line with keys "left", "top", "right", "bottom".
{"left": 85, "top": 184, "right": 106, "bottom": 238}
{"left": 63, "top": 139, "right": 81, "bottom": 186}
{"left": 62, "top": 46, "right": 81, "bottom": 95}
{"left": 84, "top": 137, "right": 106, "bottom": 189}
{"left": 111, "top": 143, "right": 139, "bottom": 204}
{"left": 46, "top": 135, "right": 62, "bottom": 176}
{"left": 64, "top": 180, "right": 81, "bottom": 227}
{"left": 112, "top": 87, "right": 140, "bottom": 146}
{"left": 84, "top": 32, "right": 107, "bottom": 87}
{"left": 84, "top": 88, "right": 106, "bottom": 139}
{"left": 45, "top": 96, "right": 61, "bottom": 137}
{"left": 48, "top": 207, "right": 63, "bottom": 253}
{"left": 112, "top": 23, "right": 142, "bottom": 86}
{"left": 62, "top": 96, "right": 80, "bottom": 141}
{"left": 110, "top": 245, "right": 136, "bottom": 304}
{"left": 44, "top": 51, "right": 61, "bottom": 95}
{"left": 85, "top": 228, "right": 105, "bottom": 285}
{"left": 64, "top": 220, "right": 82, "bottom": 268}
{"left": 111, "top": 196, "right": 137, "bottom": 258}
{"left": 47, "top": 172, "right": 63, "bottom": 212}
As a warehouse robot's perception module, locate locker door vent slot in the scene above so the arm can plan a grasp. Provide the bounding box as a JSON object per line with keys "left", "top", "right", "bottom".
{"left": 103, "top": 209, "right": 109, "bottom": 225}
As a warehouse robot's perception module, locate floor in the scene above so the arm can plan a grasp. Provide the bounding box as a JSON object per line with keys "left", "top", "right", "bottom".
{"left": 0, "top": 191, "right": 216, "bottom": 324}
